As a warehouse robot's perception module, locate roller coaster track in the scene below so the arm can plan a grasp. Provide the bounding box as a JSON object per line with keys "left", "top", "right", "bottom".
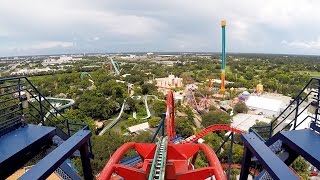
{"left": 98, "top": 91, "right": 227, "bottom": 180}
{"left": 30, "top": 97, "right": 75, "bottom": 123}
{"left": 166, "top": 91, "right": 175, "bottom": 140}
{"left": 98, "top": 99, "right": 126, "bottom": 136}
{"left": 184, "top": 125, "right": 244, "bottom": 143}
{"left": 142, "top": 96, "right": 151, "bottom": 120}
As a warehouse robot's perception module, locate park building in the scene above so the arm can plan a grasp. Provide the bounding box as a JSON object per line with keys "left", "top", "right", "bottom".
{"left": 245, "top": 95, "right": 284, "bottom": 117}
{"left": 155, "top": 74, "right": 183, "bottom": 89}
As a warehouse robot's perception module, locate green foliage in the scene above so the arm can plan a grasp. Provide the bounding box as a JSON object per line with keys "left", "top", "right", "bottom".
{"left": 201, "top": 110, "right": 231, "bottom": 127}
{"left": 175, "top": 117, "right": 194, "bottom": 137}
{"left": 76, "top": 91, "right": 118, "bottom": 119}
{"left": 149, "top": 116, "right": 162, "bottom": 128}
{"left": 62, "top": 109, "right": 95, "bottom": 130}
{"left": 151, "top": 101, "right": 166, "bottom": 117}
{"left": 194, "top": 152, "right": 208, "bottom": 168}
{"left": 219, "top": 142, "right": 243, "bottom": 164}
{"left": 90, "top": 132, "right": 127, "bottom": 175}
{"left": 251, "top": 121, "right": 270, "bottom": 139}
{"left": 291, "top": 157, "right": 309, "bottom": 180}
{"left": 203, "top": 133, "right": 223, "bottom": 150}
{"left": 131, "top": 131, "right": 153, "bottom": 143}
{"left": 141, "top": 83, "right": 156, "bottom": 95}
{"left": 230, "top": 169, "right": 240, "bottom": 180}
{"left": 233, "top": 102, "right": 248, "bottom": 113}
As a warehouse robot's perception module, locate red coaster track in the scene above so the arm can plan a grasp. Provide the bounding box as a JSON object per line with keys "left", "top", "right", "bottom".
{"left": 184, "top": 125, "right": 244, "bottom": 143}
{"left": 98, "top": 90, "right": 245, "bottom": 180}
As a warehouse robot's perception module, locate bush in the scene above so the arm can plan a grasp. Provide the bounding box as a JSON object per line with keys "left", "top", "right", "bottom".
{"left": 233, "top": 102, "right": 248, "bottom": 113}
{"left": 201, "top": 110, "right": 231, "bottom": 127}
{"left": 149, "top": 117, "right": 162, "bottom": 128}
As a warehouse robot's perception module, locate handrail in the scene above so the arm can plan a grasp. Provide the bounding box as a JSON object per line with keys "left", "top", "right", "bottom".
{"left": 26, "top": 101, "right": 68, "bottom": 131}
{"left": 270, "top": 78, "right": 318, "bottom": 128}
{"left": 273, "top": 101, "right": 312, "bottom": 131}
{"left": 0, "top": 76, "right": 27, "bottom": 82}
{"left": 0, "top": 76, "right": 93, "bottom": 154}
{"left": 24, "top": 78, "right": 68, "bottom": 120}
{"left": 281, "top": 115, "right": 314, "bottom": 131}
{"left": 250, "top": 78, "right": 320, "bottom": 139}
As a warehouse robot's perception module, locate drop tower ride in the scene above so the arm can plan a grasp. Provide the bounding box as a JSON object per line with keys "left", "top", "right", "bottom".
{"left": 220, "top": 20, "right": 226, "bottom": 94}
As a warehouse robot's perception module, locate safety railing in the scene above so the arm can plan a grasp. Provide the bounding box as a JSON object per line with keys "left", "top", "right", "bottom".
{"left": 250, "top": 77, "right": 320, "bottom": 139}
{"left": 0, "top": 76, "right": 92, "bottom": 154}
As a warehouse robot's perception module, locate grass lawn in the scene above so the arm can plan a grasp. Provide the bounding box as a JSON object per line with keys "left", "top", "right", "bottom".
{"left": 298, "top": 71, "right": 320, "bottom": 77}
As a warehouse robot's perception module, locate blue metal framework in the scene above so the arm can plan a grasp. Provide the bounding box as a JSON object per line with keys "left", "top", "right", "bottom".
{"left": 19, "top": 130, "right": 93, "bottom": 180}
{"left": 0, "top": 76, "right": 94, "bottom": 179}
{"left": 250, "top": 77, "right": 320, "bottom": 138}
{"left": 240, "top": 77, "right": 320, "bottom": 179}
{"left": 240, "top": 132, "right": 299, "bottom": 180}
{"left": 151, "top": 113, "right": 166, "bottom": 143}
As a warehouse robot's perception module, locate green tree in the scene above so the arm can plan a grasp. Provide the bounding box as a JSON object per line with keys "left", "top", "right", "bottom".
{"left": 149, "top": 116, "right": 162, "bottom": 128}
{"left": 233, "top": 102, "right": 248, "bottom": 113}
{"left": 291, "top": 157, "right": 309, "bottom": 180}
{"left": 201, "top": 110, "right": 231, "bottom": 127}
{"left": 219, "top": 142, "right": 243, "bottom": 164}
{"left": 141, "top": 83, "right": 156, "bottom": 95}
{"left": 131, "top": 131, "right": 153, "bottom": 143}
{"left": 251, "top": 121, "right": 270, "bottom": 139}
{"left": 152, "top": 101, "right": 166, "bottom": 117}
{"left": 203, "top": 133, "right": 223, "bottom": 150}
{"left": 73, "top": 131, "right": 127, "bottom": 176}
{"left": 175, "top": 117, "right": 194, "bottom": 137}
{"left": 62, "top": 109, "right": 95, "bottom": 131}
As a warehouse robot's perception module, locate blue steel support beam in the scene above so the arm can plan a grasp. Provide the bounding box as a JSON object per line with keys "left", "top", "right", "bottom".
{"left": 80, "top": 141, "right": 94, "bottom": 180}
{"left": 19, "top": 130, "right": 92, "bottom": 180}
{"left": 227, "top": 132, "right": 234, "bottom": 180}
{"left": 294, "top": 97, "right": 300, "bottom": 129}
{"left": 240, "top": 133, "right": 299, "bottom": 180}
{"left": 239, "top": 147, "right": 252, "bottom": 180}
{"left": 150, "top": 113, "right": 165, "bottom": 143}
{"left": 316, "top": 81, "right": 320, "bottom": 123}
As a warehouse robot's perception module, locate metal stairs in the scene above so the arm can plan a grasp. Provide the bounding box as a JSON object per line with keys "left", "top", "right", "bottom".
{"left": 240, "top": 77, "right": 320, "bottom": 180}
{"left": 0, "top": 76, "right": 93, "bottom": 179}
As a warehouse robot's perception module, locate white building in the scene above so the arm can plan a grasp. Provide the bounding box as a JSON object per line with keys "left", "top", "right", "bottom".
{"left": 232, "top": 113, "right": 272, "bottom": 131}
{"left": 185, "top": 84, "right": 198, "bottom": 91}
{"left": 127, "top": 122, "right": 150, "bottom": 134}
{"left": 245, "top": 96, "right": 284, "bottom": 117}
{"left": 155, "top": 74, "right": 183, "bottom": 88}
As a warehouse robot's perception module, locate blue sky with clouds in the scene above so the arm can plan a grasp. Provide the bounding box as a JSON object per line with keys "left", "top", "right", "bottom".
{"left": 1, "top": 0, "right": 320, "bottom": 56}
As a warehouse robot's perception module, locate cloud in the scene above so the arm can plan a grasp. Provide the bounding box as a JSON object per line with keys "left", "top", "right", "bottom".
{"left": 1, "top": 0, "right": 320, "bottom": 55}
{"left": 281, "top": 38, "right": 320, "bottom": 49}
{"left": 10, "top": 41, "right": 74, "bottom": 54}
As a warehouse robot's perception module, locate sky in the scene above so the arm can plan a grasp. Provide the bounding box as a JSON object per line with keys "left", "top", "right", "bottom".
{"left": 1, "top": 0, "right": 320, "bottom": 56}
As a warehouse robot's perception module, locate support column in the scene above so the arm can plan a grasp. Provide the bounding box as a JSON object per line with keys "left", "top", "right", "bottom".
{"left": 239, "top": 147, "right": 252, "bottom": 180}
{"left": 80, "top": 142, "right": 93, "bottom": 180}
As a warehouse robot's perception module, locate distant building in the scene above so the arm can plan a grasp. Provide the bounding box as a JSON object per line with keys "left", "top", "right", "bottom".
{"left": 155, "top": 74, "right": 183, "bottom": 88}
{"left": 209, "top": 79, "right": 234, "bottom": 84}
{"left": 245, "top": 96, "right": 284, "bottom": 117}
{"left": 232, "top": 113, "right": 272, "bottom": 131}
{"left": 185, "top": 84, "right": 198, "bottom": 91}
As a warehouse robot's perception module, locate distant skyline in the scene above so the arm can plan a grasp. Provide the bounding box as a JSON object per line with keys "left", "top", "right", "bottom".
{"left": 1, "top": 0, "right": 320, "bottom": 56}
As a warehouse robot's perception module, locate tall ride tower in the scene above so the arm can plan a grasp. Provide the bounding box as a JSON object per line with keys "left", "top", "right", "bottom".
{"left": 220, "top": 20, "right": 227, "bottom": 94}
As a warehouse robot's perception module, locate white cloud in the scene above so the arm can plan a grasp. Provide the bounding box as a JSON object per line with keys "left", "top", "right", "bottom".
{"left": 14, "top": 41, "right": 73, "bottom": 52}
{"left": 1, "top": 0, "right": 320, "bottom": 55}
{"left": 281, "top": 38, "right": 320, "bottom": 49}
{"left": 29, "top": 41, "right": 73, "bottom": 50}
